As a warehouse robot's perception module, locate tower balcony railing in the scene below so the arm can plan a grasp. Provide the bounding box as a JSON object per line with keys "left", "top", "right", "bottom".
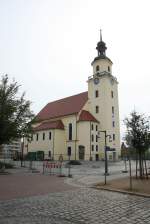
{"left": 88, "top": 71, "right": 117, "bottom": 82}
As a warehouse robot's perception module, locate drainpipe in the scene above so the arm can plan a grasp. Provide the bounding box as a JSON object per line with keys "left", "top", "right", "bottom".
{"left": 90, "top": 122, "right": 92, "bottom": 160}
{"left": 75, "top": 115, "right": 77, "bottom": 160}
{"left": 52, "top": 129, "right": 55, "bottom": 160}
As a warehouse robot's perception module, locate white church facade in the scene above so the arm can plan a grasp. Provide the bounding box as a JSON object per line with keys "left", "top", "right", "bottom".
{"left": 24, "top": 33, "right": 120, "bottom": 161}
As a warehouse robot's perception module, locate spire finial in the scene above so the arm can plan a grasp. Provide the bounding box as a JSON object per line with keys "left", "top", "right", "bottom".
{"left": 100, "top": 29, "right": 102, "bottom": 41}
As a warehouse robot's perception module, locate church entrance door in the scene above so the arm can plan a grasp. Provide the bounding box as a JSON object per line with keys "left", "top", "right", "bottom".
{"left": 78, "top": 145, "right": 85, "bottom": 160}
{"left": 95, "top": 154, "right": 99, "bottom": 161}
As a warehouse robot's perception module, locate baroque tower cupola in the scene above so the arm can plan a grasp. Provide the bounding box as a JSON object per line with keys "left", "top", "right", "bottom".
{"left": 96, "top": 30, "right": 107, "bottom": 57}
{"left": 91, "top": 30, "right": 112, "bottom": 75}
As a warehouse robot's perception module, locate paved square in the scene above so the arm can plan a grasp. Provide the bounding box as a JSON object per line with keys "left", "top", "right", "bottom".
{"left": 0, "top": 171, "right": 75, "bottom": 200}
{"left": 0, "top": 188, "right": 150, "bottom": 224}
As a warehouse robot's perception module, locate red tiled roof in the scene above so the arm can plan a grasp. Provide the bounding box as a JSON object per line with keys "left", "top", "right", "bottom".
{"left": 78, "top": 110, "right": 99, "bottom": 123}
{"left": 33, "top": 120, "right": 64, "bottom": 131}
{"left": 35, "top": 92, "right": 88, "bottom": 121}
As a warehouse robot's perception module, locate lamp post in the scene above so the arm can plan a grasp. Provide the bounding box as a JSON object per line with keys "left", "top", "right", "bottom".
{"left": 98, "top": 130, "right": 112, "bottom": 185}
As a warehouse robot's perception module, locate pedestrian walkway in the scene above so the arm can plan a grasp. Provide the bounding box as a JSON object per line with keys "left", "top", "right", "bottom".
{"left": 0, "top": 167, "right": 75, "bottom": 200}
{"left": 0, "top": 188, "right": 150, "bottom": 224}
{"left": 0, "top": 164, "right": 150, "bottom": 224}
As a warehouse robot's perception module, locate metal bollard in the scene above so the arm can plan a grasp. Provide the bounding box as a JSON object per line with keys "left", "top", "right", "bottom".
{"left": 68, "top": 156, "right": 72, "bottom": 178}
{"left": 43, "top": 162, "right": 45, "bottom": 174}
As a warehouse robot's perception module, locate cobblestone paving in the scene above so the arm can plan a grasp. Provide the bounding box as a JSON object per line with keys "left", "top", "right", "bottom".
{"left": 0, "top": 188, "right": 150, "bottom": 224}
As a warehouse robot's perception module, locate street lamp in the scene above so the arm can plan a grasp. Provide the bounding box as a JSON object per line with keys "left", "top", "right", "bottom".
{"left": 98, "top": 130, "right": 112, "bottom": 185}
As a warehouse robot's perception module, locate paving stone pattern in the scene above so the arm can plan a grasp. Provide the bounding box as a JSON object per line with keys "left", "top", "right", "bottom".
{"left": 0, "top": 188, "right": 150, "bottom": 224}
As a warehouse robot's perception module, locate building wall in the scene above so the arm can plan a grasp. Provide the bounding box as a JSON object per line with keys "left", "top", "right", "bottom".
{"left": 53, "top": 129, "right": 65, "bottom": 160}
{"left": 26, "top": 129, "right": 54, "bottom": 158}
{"left": 77, "top": 121, "right": 91, "bottom": 160}
{"left": 61, "top": 115, "right": 77, "bottom": 160}
{"left": 26, "top": 114, "right": 79, "bottom": 161}
{"left": 2, "top": 139, "right": 21, "bottom": 157}
{"left": 77, "top": 121, "right": 101, "bottom": 161}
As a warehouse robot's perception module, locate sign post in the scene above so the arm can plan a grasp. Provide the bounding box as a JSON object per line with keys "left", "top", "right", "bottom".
{"left": 68, "top": 148, "right": 72, "bottom": 178}
{"left": 58, "top": 154, "right": 63, "bottom": 176}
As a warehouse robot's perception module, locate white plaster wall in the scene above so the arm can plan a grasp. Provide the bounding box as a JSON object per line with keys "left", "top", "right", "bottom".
{"left": 92, "top": 58, "right": 112, "bottom": 75}
{"left": 26, "top": 130, "right": 54, "bottom": 158}
{"left": 54, "top": 129, "right": 66, "bottom": 160}
{"left": 77, "top": 121, "right": 90, "bottom": 160}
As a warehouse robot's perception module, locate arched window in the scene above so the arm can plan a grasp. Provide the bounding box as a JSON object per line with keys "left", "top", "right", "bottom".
{"left": 96, "top": 65, "right": 99, "bottom": 72}
{"left": 96, "top": 106, "right": 99, "bottom": 113}
{"left": 68, "top": 123, "right": 72, "bottom": 140}
{"left": 95, "top": 90, "right": 99, "bottom": 98}
{"left": 112, "top": 121, "right": 115, "bottom": 127}
{"left": 96, "top": 125, "right": 98, "bottom": 131}
{"left": 96, "top": 135, "right": 98, "bottom": 142}
{"left": 48, "top": 151, "right": 51, "bottom": 158}
{"left": 108, "top": 66, "right": 110, "bottom": 72}
{"left": 68, "top": 147, "right": 71, "bottom": 156}
{"left": 96, "top": 145, "right": 98, "bottom": 151}
{"left": 92, "top": 145, "right": 94, "bottom": 151}
{"left": 91, "top": 134, "right": 94, "bottom": 142}
{"left": 36, "top": 133, "right": 39, "bottom": 141}
{"left": 113, "top": 134, "right": 115, "bottom": 141}
{"left": 112, "top": 106, "right": 114, "bottom": 114}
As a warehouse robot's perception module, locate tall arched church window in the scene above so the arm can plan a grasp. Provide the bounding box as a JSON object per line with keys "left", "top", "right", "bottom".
{"left": 69, "top": 123, "right": 72, "bottom": 140}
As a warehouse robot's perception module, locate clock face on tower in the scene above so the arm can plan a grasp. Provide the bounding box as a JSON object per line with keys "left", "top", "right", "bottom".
{"left": 94, "top": 77, "right": 99, "bottom": 85}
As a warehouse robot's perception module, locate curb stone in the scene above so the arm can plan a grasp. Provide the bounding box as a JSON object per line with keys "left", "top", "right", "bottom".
{"left": 92, "top": 186, "right": 150, "bottom": 198}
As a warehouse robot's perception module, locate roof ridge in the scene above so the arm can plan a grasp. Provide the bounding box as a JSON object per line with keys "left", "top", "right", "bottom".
{"left": 36, "top": 91, "right": 88, "bottom": 121}
{"left": 42, "top": 119, "right": 61, "bottom": 124}
{"left": 47, "top": 91, "right": 88, "bottom": 105}
{"left": 78, "top": 110, "right": 99, "bottom": 123}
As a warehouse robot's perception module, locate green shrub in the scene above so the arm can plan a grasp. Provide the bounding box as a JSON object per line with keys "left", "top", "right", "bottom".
{"left": 25, "top": 152, "right": 36, "bottom": 161}
{"left": 25, "top": 151, "right": 44, "bottom": 161}
{"left": 36, "top": 151, "right": 44, "bottom": 161}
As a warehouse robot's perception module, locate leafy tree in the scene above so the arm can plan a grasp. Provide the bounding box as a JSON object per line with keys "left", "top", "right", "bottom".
{"left": 124, "top": 111, "right": 150, "bottom": 178}
{"left": 0, "top": 75, "right": 34, "bottom": 150}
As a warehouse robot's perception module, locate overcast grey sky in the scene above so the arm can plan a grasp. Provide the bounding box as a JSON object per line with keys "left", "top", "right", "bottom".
{"left": 0, "top": 0, "right": 150, "bottom": 138}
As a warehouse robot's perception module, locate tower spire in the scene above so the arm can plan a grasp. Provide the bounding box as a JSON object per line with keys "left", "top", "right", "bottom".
{"left": 96, "top": 30, "right": 107, "bottom": 56}
{"left": 100, "top": 29, "right": 102, "bottom": 41}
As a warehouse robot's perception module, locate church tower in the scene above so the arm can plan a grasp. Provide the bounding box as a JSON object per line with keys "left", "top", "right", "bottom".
{"left": 87, "top": 31, "right": 120, "bottom": 160}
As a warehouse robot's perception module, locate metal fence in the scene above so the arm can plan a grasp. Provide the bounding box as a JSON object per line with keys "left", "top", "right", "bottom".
{"left": 0, "top": 151, "right": 74, "bottom": 177}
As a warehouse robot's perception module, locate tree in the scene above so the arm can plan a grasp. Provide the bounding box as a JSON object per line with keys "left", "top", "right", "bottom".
{"left": 124, "top": 111, "right": 150, "bottom": 179}
{"left": 0, "top": 75, "right": 34, "bottom": 151}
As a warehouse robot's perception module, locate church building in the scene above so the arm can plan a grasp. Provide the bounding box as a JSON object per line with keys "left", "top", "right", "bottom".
{"left": 24, "top": 32, "right": 120, "bottom": 161}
